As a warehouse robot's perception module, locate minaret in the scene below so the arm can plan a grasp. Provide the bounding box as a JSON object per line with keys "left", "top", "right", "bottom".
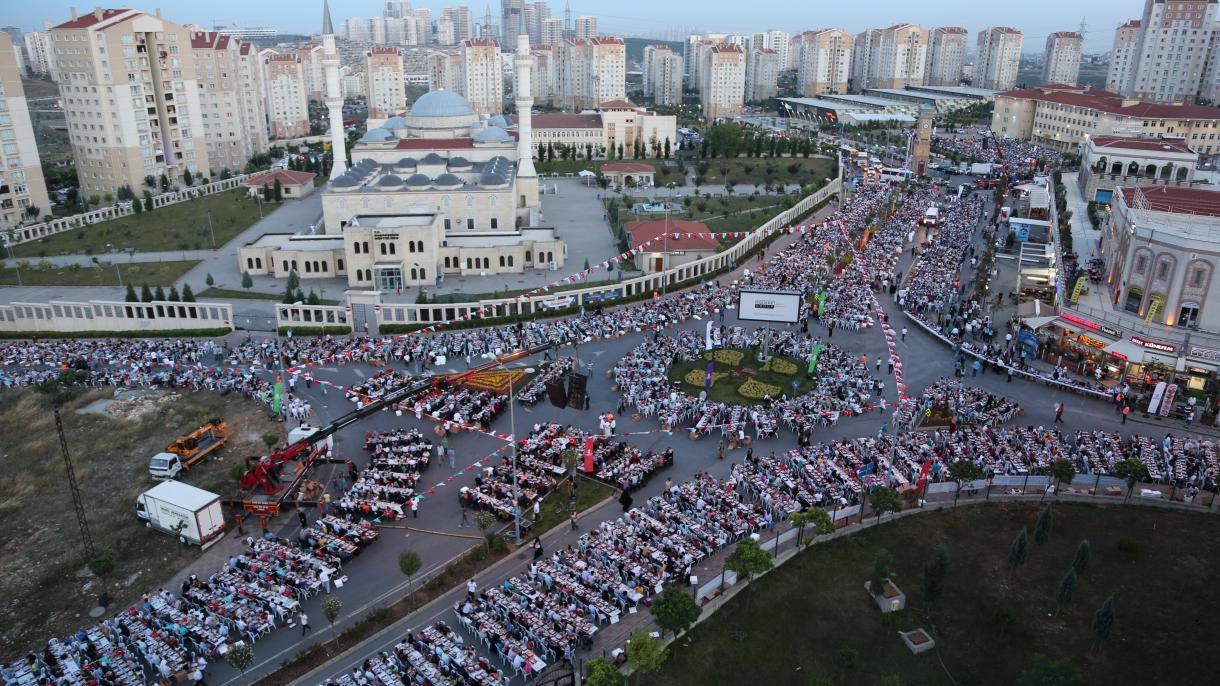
{"left": 513, "top": 35, "right": 537, "bottom": 180}
{"left": 322, "top": 0, "right": 348, "bottom": 179}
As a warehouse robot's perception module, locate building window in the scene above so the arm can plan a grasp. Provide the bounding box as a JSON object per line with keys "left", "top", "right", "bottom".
{"left": 246, "top": 257, "right": 254, "bottom": 269}
{"left": 1124, "top": 286, "right": 1144, "bottom": 314}
{"left": 321, "top": 261, "right": 328, "bottom": 273}
{"left": 1156, "top": 262, "right": 1169, "bottom": 280}
{"left": 336, "top": 259, "right": 343, "bottom": 271}
{"left": 467, "top": 218, "right": 475, "bottom": 230}
{"left": 1190, "top": 267, "right": 1205, "bottom": 288}
{"left": 491, "top": 218, "right": 498, "bottom": 229}
{"left": 499, "top": 255, "right": 505, "bottom": 267}
{"left": 444, "top": 218, "right": 451, "bottom": 231}
{"left": 525, "top": 251, "right": 532, "bottom": 262}
{"left": 282, "top": 260, "right": 289, "bottom": 272}
{"left": 1178, "top": 303, "right": 1201, "bottom": 328}
{"left": 507, "top": 255, "right": 513, "bottom": 267}
{"left": 1134, "top": 255, "right": 1148, "bottom": 274}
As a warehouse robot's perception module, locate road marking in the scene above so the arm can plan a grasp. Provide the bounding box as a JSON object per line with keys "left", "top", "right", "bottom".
{"left": 353, "top": 368, "right": 365, "bottom": 378}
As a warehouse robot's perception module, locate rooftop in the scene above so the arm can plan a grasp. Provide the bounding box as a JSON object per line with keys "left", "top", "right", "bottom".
{"left": 241, "top": 169, "right": 317, "bottom": 187}
{"left": 602, "top": 162, "right": 655, "bottom": 173}
{"left": 246, "top": 233, "right": 344, "bottom": 251}
{"left": 998, "top": 85, "right": 1220, "bottom": 120}
{"left": 598, "top": 99, "right": 637, "bottom": 110}
{"left": 1089, "top": 136, "right": 1196, "bottom": 155}
{"left": 52, "top": 8, "right": 135, "bottom": 30}
{"left": 527, "top": 113, "right": 603, "bottom": 129}
{"left": 394, "top": 138, "right": 476, "bottom": 150}
{"left": 627, "top": 220, "right": 718, "bottom": 252}
{"left": 1119, "top": 186, "right": 1220, "bottom": 218}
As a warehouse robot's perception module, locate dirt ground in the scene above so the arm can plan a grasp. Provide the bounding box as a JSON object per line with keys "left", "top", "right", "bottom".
{"left": 0, "top": 387, "right": 285, "bottom": 657}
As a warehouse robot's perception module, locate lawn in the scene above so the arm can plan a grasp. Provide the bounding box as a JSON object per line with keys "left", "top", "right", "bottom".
{"left": 199, "top": 287, "right": 340, "bottom": 306}
{"left": 527, "top": 475, "right": 617, "bottom": 536}
{"left": 642, "top": 502, "right": 1220, "bottom": 686}
{"left": 0, "top": 260, "right": 199, "bottom": 287}
{"left": 0, "top": 388, "right": 286, "bottom": 656}
{"left": 11, "top": 188, "right": 265, "bottom": 257}
{"left": 668, "top": 348, "right": 814, "bottom": 405}
{"left": 695, "top": 157, "right": 835, "bottom": 187}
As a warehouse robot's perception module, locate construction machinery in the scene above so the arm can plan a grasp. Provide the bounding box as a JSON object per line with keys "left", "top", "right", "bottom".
{"left": 148, "top": 420, "right": 230, "bottom": 480}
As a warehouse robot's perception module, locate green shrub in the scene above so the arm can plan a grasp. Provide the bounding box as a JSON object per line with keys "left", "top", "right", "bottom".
{"left": 87, "top": 555, "right": 116, "bottom": 576}
{"left": 1117, "top": 536, "right": 1139, "bottom": 555}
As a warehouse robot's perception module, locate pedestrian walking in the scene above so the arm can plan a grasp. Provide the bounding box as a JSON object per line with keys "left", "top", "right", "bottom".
{"left": 718, "top": 438, "right": 725, "bottom": 460}
{"left": 1054, "top": 402, "right": 1065, "bottom": 424}
{"left": 448, "top": 447, "right": 456, "bottom": 469}
{"left": 460, "top": 506, "right": 470, "bottom": 528}
{"left": 531, "top": 537, "right": 543, "bottom": 560}
{"left": 570, "top": 511, "right": 579, "bottom": 530}
{"left": 466, "top": 578, "right": 477, "bottom": 601}
{"left": 297, "top": 510, "right": 307, "bottom": 529}
{"left": 1121, "top": 404, "right": 1130, "bottom": 424}
{"left": 410, "top": 498, "right": 419, "bottom": 518}
{"left": 299, "top": 612, "right": 311, "bottom": 636}
{"left": 532, "top": 500, "right": 541, "bottom": 520}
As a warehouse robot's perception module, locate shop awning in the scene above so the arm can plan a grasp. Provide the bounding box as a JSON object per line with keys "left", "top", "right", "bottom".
{"left": 1104, "top": 339, "right": 1145, "bottom": 361}
{"left": 1022, "top": 315, "right": 1059, "bottom": 330}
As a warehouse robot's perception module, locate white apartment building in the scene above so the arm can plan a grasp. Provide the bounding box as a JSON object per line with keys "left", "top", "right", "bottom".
{"left": 366, "top": 47, "right": 405, "bottom": 118}
{"left": 643, "top": 44, "right": 683, "bottom": 106}
{"left": 0, "top": 32, "right": 50, "bottom": 227}
{"left": 458, "top": 37, "right": 504, "bottom": 114}
{"left": 975, "top": 26, "right": 1023, "bottom": 91}
{"left": 437, "top": 17, "right": 456, "bottom": 46}
{"left": 557, "top": 37, "right": 625, "bottom": 110}
{"left": 522, "top": 2, "right": 550, "bottom": 45}
{"left": 1106, "top": 0, "right": 1218, "bottom": 104}
{"left": 746, "top": 48, "right": 779, "bottom": 101}
{"left": 263, "top": 51, "right": 310, "bottom": 139}
{"left": 575, "top": 16, "right": 597, "bottom": 40}
{"left": 540, "top": 18, "right": 564, "bottom": 46}
{"left": 441, "top": 6, "right": 474, "bottom": 43}
{"left": 191, "top": 31, "right": 269, "bottom": 177}
{"left": 1043, "top": 31, "right": 1083, "bottom": 86}
{"left": 766, "top": 30, "right": 792, "bottom": 71}
{"left": 851, "top": 24, "right": 927, "bottom": 92}
{"left": 23, "top": 31, "right": 53, "bottom": 75}
{"left": 700, "top": 43, "right": 745, "bottom": 119}
{"left": 50, "top": 8, "right": 212, "bottom": 196}
{"left": 341, "top": 66, "right": 365, "bottom": 98}
{"left": 297, "top": 44, "right": 324, "bottom": 101}
{"left": 345, "top": 17, "right": 371, "bottom": 43}
{"left": 925, "top": 26, "right": 967, "bottom": 87}
{"left": 795, "top": 29, "right": 853, "bottom": 96}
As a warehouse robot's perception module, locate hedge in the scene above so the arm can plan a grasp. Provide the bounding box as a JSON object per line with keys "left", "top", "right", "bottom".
{"left": 276, "top": 325, "right": 352, "bottom": 336}
{"left": 0, "top": 327, "right": 233, "bottom": 340}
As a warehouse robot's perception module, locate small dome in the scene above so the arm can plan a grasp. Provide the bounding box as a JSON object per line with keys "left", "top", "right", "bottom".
{"left": 396, "top": 157, "right": 418, "bottom": 169}
{"left": 475, "top": 125, "right": 513, "bottom": 143}
{"left": 382, "top": 116, "right": 408, "bottom": 129}
{"left": 488, "top": 115, "right": 510, "bottom": 128}
{"left": 331, "top": 174, "right": 361, "bottom": 188}
{"left": 377, "top": 174, "right": 404, "bottom": 188}
{"left": 433, "top": 173, "right": 462, "bottom": 188}
{"left": 358, "top": 128, "right": 393, "bottom": 143}
{"left": 419, "top": 152, "right": 445, "bottom": 165}
{"left": 356, "top": 158, "right": 378, "bottom": 170}
{"left": 406, "top": 173, "right": 432, "bottom": 188}
{"left": 448, "top": 156, "right": 472, "bottom": 169}
{"left": 480, "top": 172, "right": 508, "bottom": 187}
{"left": 408, "top": 90, "right": 476, "bottom": 118}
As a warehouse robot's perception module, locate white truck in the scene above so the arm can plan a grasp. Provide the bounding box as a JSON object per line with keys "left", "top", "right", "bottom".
{"left": 135, "top": 481, "right": 227, "bottom": 549}
{"left": 970, "top": 162, "right": 995, "bottom": 176}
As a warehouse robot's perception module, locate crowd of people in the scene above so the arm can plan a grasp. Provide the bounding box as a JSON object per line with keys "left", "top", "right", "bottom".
{"left": 933, "top": 131, "right": 1059, "bottom": 171}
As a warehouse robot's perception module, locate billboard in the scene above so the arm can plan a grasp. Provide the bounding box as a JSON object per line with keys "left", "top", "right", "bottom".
{"left": 737, "top": 289, "right": 802, "bottom": 323}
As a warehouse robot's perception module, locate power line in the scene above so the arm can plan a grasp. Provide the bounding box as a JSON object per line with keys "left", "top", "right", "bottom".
{"left": 55, "top": 408, "right": 96, "bottom": 561}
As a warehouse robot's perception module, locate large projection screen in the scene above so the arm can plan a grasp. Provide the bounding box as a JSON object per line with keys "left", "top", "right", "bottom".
{"left": 737, "top": 289, "right": 802, "bottom": 323}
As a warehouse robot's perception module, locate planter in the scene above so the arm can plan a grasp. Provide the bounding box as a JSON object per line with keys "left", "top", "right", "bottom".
{"left": 899, "top": 628, "right": 936, "bottom": 655}
{"left": 449, "top": 425, "right": 461, "bottom": 435}
{"left": 863, "top": 579, "right": 907, "bottom": 613}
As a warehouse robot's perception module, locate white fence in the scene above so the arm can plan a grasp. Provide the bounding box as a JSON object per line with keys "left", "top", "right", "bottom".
{"left": 2, "top": 175, "right": 251, "bottom": 247}
{"left": 276, "top": 180, "right": 842, "bottom": 331}
{"left": 0, "top": 299, "right": 234, "bottom": 335}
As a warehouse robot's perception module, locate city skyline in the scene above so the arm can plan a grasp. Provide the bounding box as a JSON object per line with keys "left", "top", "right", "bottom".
{"left": 8, "top": 0, "right": 1134, "bottom": 52}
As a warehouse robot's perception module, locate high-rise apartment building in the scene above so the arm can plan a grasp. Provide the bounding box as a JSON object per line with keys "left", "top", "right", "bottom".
{"left": 522, "top": 2, "right": 550, "bottom": 45}
{"left": 345, "top": 17, "right": 370, "bottom": 43}
{"left": 557, "top": 36, "right": 625, "bottom": 110}
{"left": 437, "top": 17, "right": 456, "bottom": 45}
{"left": 766, "top": 30, "right": 792, "bottom": 71}
{"left": 1043, "top": 31, "right": 1083, "bottom": 86}
{"left": 795, "top": 29, "right": 852, "bottom": 96}
{"left": 1106, "top": 0, "right": 1218, "bottom": 104}
{"left": 22, "top": 31, "right": 53, "bottom": 75}
{"left": 643, "top": 44, "right": 683, "bottom": 106}
{"left": 540, "top": 18, "right": 563, "bottom": 46}
{"left": 1105, "top": 20, "right": 1143, "bottom": 94}
{"left": 746, "top": 48, "right": 779, "bottom": 101}
{"left": 575, "top": 16, "right": 598, "bottom": 40}
{"left": 0, "top": 32, "right": 50, "bottom": 227}
{"left": 975, "top": 26, "right": 1023, "bottom": 91}
{"left": 365, "top": 47, "right": 405, "bottom": 118}
{"left": 412, "top": 9, "right": 434, "bottom": 45}
{"left": 851, "top": 24, "right": 927, "bottom": 91}
{"left": 190, "top": 31, "right": 269, "bottom": 177}
{"left": 458, "top": 37, "right": 504, "bottom": 114}
{"left": 925, "top": 26, "right": 968, "bottom": 87}
{"left": 501, "top": 0, "right": 524, "bottom": 46}
{"left": 263, "top": 52, "right": 310, "bottom": 139}
{"left": 297, "top": 45, "right": 324, "bottom": 101}
{"left": 530, "top": 44, "right": 556, "bottom": 103}
{"left": 700, "top": 43, "right": 745, "bottom": 119}
{"left": 441, "top": 6, "right": 474, "bottom": 43}
{"left": 49, "top": 8, "right": 212, "bottom": 196}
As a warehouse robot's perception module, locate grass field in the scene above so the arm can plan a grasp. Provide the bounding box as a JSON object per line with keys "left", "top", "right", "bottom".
{"left": 0, "top": 260, "right": 199, "bottom": 287}
{"left": 0, "top": 388, "right": 286, "bottom": 656}
{"left": 642, "top": 502, "right": 1220, "bottom": 686}
{"left": 668, "top": 348, "right": 814, "bottom": 405}
{"left": 11, "top": 188, "right": 264, "bottom": 257}
{"left": 695, "top": 157, "right": 835, "bottom": 186}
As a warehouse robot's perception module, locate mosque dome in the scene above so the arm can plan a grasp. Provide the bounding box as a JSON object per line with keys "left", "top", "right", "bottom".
{"left": 475, "top": 126, "right": 513, "bottom": 143}
{"left": 409, "top": 90, "right": 477, "bottom": 117}
{"left": 405, "top": 173, "right": 432, "bottom": 188}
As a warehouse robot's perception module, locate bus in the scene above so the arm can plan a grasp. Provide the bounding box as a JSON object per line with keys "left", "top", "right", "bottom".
{"left": 879, "top": 167, "right": 913, "bottom": 182}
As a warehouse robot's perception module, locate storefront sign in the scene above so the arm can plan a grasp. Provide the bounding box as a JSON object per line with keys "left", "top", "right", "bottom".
{"left": 1130, "top": 335, "right": 1177, "bottom": 354}
{"left": 1189, "top": 345, "right": 1220, "bottom": 361}
{"left": 1099, "top": 324, "right": 1121, "bottom": 338}
{"left": 1075, "top": 334, "right": 1107, "bottom": 349}
{"left": 1109, "top": 351, "right": 1128, "bottom": 361}
{"left": 372, "top": 231, "right": 399, "bottom": 240}
{"left": 1060, "top": 312, "right": 1099, "bottom": 330}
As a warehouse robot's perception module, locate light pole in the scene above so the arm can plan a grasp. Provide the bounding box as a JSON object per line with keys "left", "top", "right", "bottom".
{"left": 501, "top": 362, "right": 533, "bottom": 543}
{"left": 206, "top": 209, "right": 216, "bottom": 248}
{"left": 661, "top": 203, "right": 669, "bottom": 295}
{"left": 4, "top": 232, "right": 21, "bottom": 287}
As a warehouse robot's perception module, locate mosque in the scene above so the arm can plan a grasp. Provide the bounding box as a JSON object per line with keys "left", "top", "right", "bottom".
{"left": 238, "top": 8, "right": 563, "bottom": 291}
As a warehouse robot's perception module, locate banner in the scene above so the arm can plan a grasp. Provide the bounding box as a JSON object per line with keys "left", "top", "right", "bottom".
{"left": 705, "top": 320, "right": 714, "bottom": 351}
{"left": 807, "top": 343, "right": 823, "bottom": 375}
{"left": 583, "top": 437, "right": 595, "bottom": 474}
{"left": 704, "top": 361, "right": 716, "bottom": 391}
{"left": 816, "top": 291, "right": 827, "bottom": 316}
{"left": 272, "top": 376, "right": 283, "bottom": 414}
{"left": 915, "top": 460, "right": 933, "bottom": 495}
{"left": 1147, "top": 381, "right": 1168, "bottom": 414}
{"left": 1158, "top": 383, "right": 1179, "bottom": 417}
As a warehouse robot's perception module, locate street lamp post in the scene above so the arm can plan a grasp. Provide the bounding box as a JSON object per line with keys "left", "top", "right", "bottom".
{"left": 661, "top": 204, "right": 669, "bottom": 296}
{"left": 502, "top": 363, "right": 528, "bottom": 543}
{"left": 5, "top": 233, "right": 22, "bottom": 287}
{"left": 206, "top": 209, "right": 216, "bottom": 248}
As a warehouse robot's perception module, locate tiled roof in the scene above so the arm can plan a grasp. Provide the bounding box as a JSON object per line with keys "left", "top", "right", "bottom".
{"left": 627, "top": 220, "right": 718, "bottom": 251}
{"left": 52, "top": 8, "right": 132, "bottom": 30}
{"left": 241, "top": 169, "right": 317, "bottom": 187}
{"left": 598, "top": 99, "right": 637, "bottom": 110}
{"left": 602, "top": 162, "right": 655, "bottom": 173}
{"left": 1090, "top": 136, "right": 1195, "bottom": 154}
{"left": 1119, "top": 186, "right": 1220, "bottom": 217}
{"left": 529, "top": 113, "right": 603, "bottom": 129}
{"left": 997, "top": 86, "right": 1220, "bottom": 120}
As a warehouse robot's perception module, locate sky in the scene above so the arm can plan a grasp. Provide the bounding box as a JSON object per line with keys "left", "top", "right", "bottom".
{"left": 10, "top": 0, "right": 1140, "bottom": 52}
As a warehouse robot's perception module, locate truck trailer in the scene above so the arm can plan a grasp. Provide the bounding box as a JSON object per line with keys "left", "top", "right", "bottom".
{"left": 135, "top": 481, "right": 226, "bottom": 548}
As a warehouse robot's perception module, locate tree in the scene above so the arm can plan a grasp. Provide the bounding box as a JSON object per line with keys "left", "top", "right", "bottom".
{"left": 868, "top": 550, "right": 892, "bottom": 598}
{"left": 183, "top": 169, "right": 193, "bottom": 186}
{"left": 132, "top": 195, "right": 143, "bottom": 214}
{"left": 282, "top": 282, "right": 298, "bottom": 304}
{"left": 181, "top": 284, "right": 195, "bottom": 302}
{"left": 706, "top": 122, "right": 749, "bottom": 159}
{"left": 125, "top": 284, "right": 138, "bottom": 302}
{"left": 475, "top": 510, "right": 496, "bottom": 551}
{"left": 1047, "top": 459, "right": 1075, "bottom": 493}
{"left": 625, "top": 630, "right": 666, "bottom": 680}
{"left": 949, "top": 459, "right": 984, "bottom": 507}
{"left": 143, "top": 190, "right": 154, "bottom": 212}
{"left": 224, "top": 642, "right": 254, "bottom": 674}
{"left": 725, "top": 538, "right": 773, "bottom": 590}
{"left": 287, "top": 269, "right": 300, "bottom": 292}
{"left": 398, "top": 550, "right": 422, "bottom": 608}
{"left": 307, "top": 289, "right": 321, "bottom": 305}
{"left": 205, "top": 273, "right": 215, "bottom": 287}
{"left": 921, "top": 545, "right": 949, "bottom": 606}
{"left": 1091, "top": 594, "right": 1116, "bottom": 654}
{"left": 585, "top": 656, "right": 625, "bottom": 686}
{"left": 537, "top": 142, "right": 545, "bottom": 160}
{"left": 241, "top": 272, "right": 254, "bottom": 289}
{"left": 1114, "top": 458, "right": 1149, "bottom": 502}
{"left": 1016, "top": 655, "right": 1084, "bottom": 686}
{"left": 663, "top": 137, "right": 671, "bottom": 159}
{"left": 167, "top": 286, "right": 180, "bottom": 302}
{"left": 1072, "top": 539, "right": 1091, "bottom": 577}
{"left": 322, "top": 596, "right": 342, "bottom": 642}
{"left": 651, "top": 586, "right": 701, "bottom": 637}
{"left": 1034, "top": 504, "right": 1054, "bottom": 545}
{"left": 1008, "top": 528, "right": 1029, "bottom": 571}
{"left": 273, "top": 178, "right": 283, "bottom": 202}
{"left": 159, "top": 173, "right": 170, "bottom": 191}
{"left": 140, "top": 284, "right": 154, "bottom": 302}
{"left": 868, "top": 486, "right": 902, "bottom": 523}
{"left": 154, "top": 286, "right": 166, "bottom": 301}
{"left": 789, "top": 507, "right": 834, "bottom": 548}
{"left": 1055, "top": 568, "right": 1076, "bottom": 614}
